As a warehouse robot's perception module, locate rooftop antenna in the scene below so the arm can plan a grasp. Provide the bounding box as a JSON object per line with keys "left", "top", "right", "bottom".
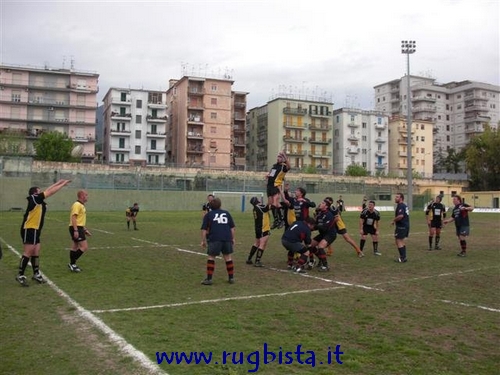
{"left": 70, "top": 56, "right": 75, "bottom": 70}
{"left": 62, "top": 55, "right": 66, "bottom": 69}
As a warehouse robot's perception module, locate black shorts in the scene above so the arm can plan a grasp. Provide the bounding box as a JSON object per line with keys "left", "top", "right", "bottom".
{"left": 394, "top": 226, "right": 409, "bottom": 239}
{"left": 281, "top": 239, "right": 307, "bottom": 254}
{"left": 362, "top": 226, "right": 377, "bottom": 235}
{"left": 267, "top": 186, "right": 280, "bottom": 198}
{"left": 69, "top": 226, "right": 86, "bottom": 242}
{"left": 206, "top": 241, "right": 233, "bottom": 256}
{"left": 255, "top": 229, "right": 270, "bottom": 239}
{"left": 20, "top": 228, "right": 41, "bottom": 245}
{"left": 429, "top": 221, "right": 442, "bottom": 229}
{"left": 313, "top": 232, "right": 337, "bottom": 245}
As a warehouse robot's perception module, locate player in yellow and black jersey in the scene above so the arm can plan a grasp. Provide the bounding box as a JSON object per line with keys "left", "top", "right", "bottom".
{"left": 246, "top": 196, "right": 271, "bottom": 267}
{"left": 425, "top": 195, "right": 446, "bottom": 250}
{"left": 16, "top": 179, "right": 71, "bottom": 286}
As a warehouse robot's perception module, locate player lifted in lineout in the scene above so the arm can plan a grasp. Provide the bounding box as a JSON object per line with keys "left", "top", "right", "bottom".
{"left": 266, "top": 151, "right": 290, "bottom": 229}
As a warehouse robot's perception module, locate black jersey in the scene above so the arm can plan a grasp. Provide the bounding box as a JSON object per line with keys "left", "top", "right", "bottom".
{"left": 425, "top": 202, "right": 446, "bottom": 222}
{"left": 360, "top": 208, "right": 381, "bottom": 227}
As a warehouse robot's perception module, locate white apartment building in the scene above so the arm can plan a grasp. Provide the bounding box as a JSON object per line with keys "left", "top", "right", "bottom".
{"left": 102, "top": 88, "right": 167, "bottom": 166}
{"left": 374, "top": 76, "right": 499, "bottom": 173}
{"left": 0, "top": 63, "right": 99, "bottom": 161}
{"left": 332, "top": 108, "right": 389, "bottom": 175}
{"left": 247, "top": 97, "right": 334, "bottom": 173}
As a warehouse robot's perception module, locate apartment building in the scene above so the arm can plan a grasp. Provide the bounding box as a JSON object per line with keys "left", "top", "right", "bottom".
{"left": 166, "top": 76, "right": 247, "bottom": 170}
{"left": 332, "top": 108, "right": 389, "bottom": 175}
{"left": 247, "top": 97, "right": 334, "bottom": 172}
{"left": 387, "top": 116, "right": 433, "bottom": 178}
{"left": 374, "top": 76, "right": 499, "bottom": 172}
{"left": 102, "top": 88, "right": 167, "bottom": 166}
{"left": 0, "top": 63, "right": 99, "bottom": 160}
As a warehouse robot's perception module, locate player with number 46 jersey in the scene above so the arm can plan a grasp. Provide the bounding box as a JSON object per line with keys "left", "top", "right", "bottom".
{"left": 200, "top": 197, "right": 236, "bottom": 285}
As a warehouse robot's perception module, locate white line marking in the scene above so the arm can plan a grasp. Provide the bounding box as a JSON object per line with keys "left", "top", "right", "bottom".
{"left": 267, "top": 266, "right": 385, "bottom": 291}
{"left": 440, "top": 299, "right": 500, "bottom": 313}
{"left": 91, "top": 286, "right": 346, "bottom": 314}
{"left": 90, "top": 228, "right": 114, "bottom": 234}
{"left": 1, "top": 238, "right": 167, "bottom": 375}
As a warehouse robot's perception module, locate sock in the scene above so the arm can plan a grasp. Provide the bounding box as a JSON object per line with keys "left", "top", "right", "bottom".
{"left": 360, "top": 239, "right": 366, "bottom": 251}
{"left": 428, "top": 236, "right": 433, "bottom": 248}
{"left": 206, "top": 259, "right": 215, "bottom": 280}
{"left": 373, "top": 242, "right": 379, "bottom": 252}
{"left": 225, "top": 260, "right": 234, "bottom": 279}
{"left": 271, "top": 206, "right": 279, "bottom": 222}
{"left": 287, "top": 251, "right": 294, "bottom": 266}
{"left": 31, "top": 256, "right": 40, "bottom": 275}
{"left": 248, "top": 245, "right": 258, "bottom": 261}
{"left": 316, "top": 248, "right": 328, "bottom": 266}
{"left": 435, "top": 236, "right": 440, "bottom": 247}
{"left": 255, "top": 249, "right": 264, "bottom": 262}
{"left": 127, "top": 221, "right": 130, "bottom": 229}
{"left": 460, "top": 240, "right": 466, "bottom": 251}
{"left": 297, "top": 254, "right": 308, "bottom": 267}
{"left": 18, "top": 255, "right": 30, "bottom": 276}
{"left": 133, "top": 222, "right": 137, "bottom": 229}
{"left": 70, "top": 249, "right": 84, "bottom": 264}
{"left": 398, "top": 247, "right": 404, "bottom": 258}
{"left": 399, "top": 246, "right": 407, "bottom": 259}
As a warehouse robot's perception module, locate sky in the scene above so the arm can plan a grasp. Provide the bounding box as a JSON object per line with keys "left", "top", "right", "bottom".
{"left": 1, "top": 0, "right": 499, "bottom": 110}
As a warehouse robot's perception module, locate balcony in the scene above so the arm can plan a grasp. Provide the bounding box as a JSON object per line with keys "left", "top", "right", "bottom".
{"left": 283, "top": 135, "right": 306, "bottom": 143}
{"left": 308, "top": 123, "right": 331, "bottom": 131}
{"left": 187, "top": 131, "right": 203, "bottom": 139}
{"left": 146, "top": 115, "right": 167, "bottom": 123}
{"left": 73, "top": 136, "right": 94, "bottom": 143}
{"left": 147, "top": 101, "right": 167, "bottom": 109}
{"left": 187, "top": 115, "right": 204, "bottom": 124}
{"left": 412, "top": 96, "right": 436, "bottom": 103}
{"left": 464, "top": 115, "right": 491, "bottom": 124}
{"left": 347, "top": 135, "right": 359, "bottom": 142}
{"left": 398, "top": 126, "right": 414, "bottom": 134}
{"left": 111, "top": 97, "right": 131, "bottom": 105}
{"left": 146, "top": 132, "right": 166, "bottom": 138}
{"left": 309, "top": 110, "right": 332, "bottom": 118}
{"left": 286, "top": 149, "right": 306, "bottom": 156}
{"left": 110, "top": 146, "right": 130, "bottom": 152}
{"left": 283, "top": 107, "right": 307, "bottom": 116}
{"left": 234, "top": 101, "right": 246, "bottom": 109}
{"left": 374, "top": 123, "right": 387, "bottom": 130}
{"left": 375, "top": 150, "right": 387, "bottom": 157}
{"left": 146, "top": 148, "right": 166, "bottom": 154}
{"left": 347, "top": 122, "right": 359, "bottom": 128}
{"left": 233, "top": 126, "right": 245, "bottom": 134}
{"left": 347, "top": 147, "right": 360, "bottom": 154}
{"left": 111, "top": 112, "right": 132, "bottom": 120}
{"left": 464, "top": 105, "right": 488, "bottom": 113}
{"left": 375, "top": 137, "right": 386, "bottom": 143}
{"left": 309, "top": 137, "right": 331, "bottom": 144}
{"left": 309, "top": 151, "right": 332, "bottom": 158}
{"left": 374, "top": 162, "right": 387, "bottom": 169}
{"left": 283, "top": 122, "right": 305, "bottom": 130}
{"left": 110, "top": 129, "right": 131, "bottom": 136}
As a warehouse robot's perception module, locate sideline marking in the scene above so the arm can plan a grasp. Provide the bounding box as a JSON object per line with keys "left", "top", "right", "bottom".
{"left": 1, "top": 239, "right": 167, "bottom": 375}
{"left": 90, "top": 228, "right": 115, "bottom": 235}
{"left": 440, "top": 299, "right": 500, "bottom": 313}
{"left": 91, "top": 286, "right": 346, "bottom": 314}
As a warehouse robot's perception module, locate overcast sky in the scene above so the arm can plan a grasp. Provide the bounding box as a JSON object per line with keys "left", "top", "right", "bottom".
{"left": 1, "top": 0, "right": 498, "bottom": 110}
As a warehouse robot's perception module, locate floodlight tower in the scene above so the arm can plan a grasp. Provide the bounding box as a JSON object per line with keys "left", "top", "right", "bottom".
{"left": 401, "top": 40, "right": 416, "bottom": 211}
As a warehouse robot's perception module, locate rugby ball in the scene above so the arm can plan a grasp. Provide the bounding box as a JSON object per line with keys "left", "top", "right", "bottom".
{"left": 71, "top": 145, "right": 84, "bottom": 158}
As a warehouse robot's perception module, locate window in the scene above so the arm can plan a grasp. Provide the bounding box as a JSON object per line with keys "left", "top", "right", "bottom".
{"left": 210, "top": 126, "right": 216, "bottom": 134}
{"left": 210, "top": 112, "right": 217, "bottom": 119}
{"left": 136, "top": 115, "right": 142, "bottom": 123}
{"left": 135, "top": 130, "right": 141, "bottom": 138}
{"left": 115, "top": 153, "right": 124, "bottom": 162}
{"left": 211, "top": 84, "right": 217, "bottom": 92}
{"left": 446, "top": 135, "right": 450, "bottom": 141}
{"left": 362, "top": 122, "right": 366, "bottom": 128}
{"left": 151, "top": 124, "right": 157, "bottom": 134}
{"left": 150, "top": 139, "right": 157, "bottom": 150}
{"left": 457, "top": 104, "right": 462, "bottom": 110}
{"left": 446, "top": 115, "right": 450, "bottom": 121}
{"left": 446, "top": 125, "right": 450, "bottom": 131}
{"left": 120, "top": 107, "right": 126, "bottom": 115}
{"left": 362, "top": 135, "right": 367, "bottom": 141}
{"left": 135, "top": 145, "right": 141, "bottom": 154}
{"left": 136, "top": 99, "right": 142, "bottom": 108}
{"left": 446, "top": 104, "right": 450, "bottom": 110}
{"left": 119, "top": 138, "right": 125, "bottom": 148}
{"left": 120, "top": 92, "right": 127, "bottom": 101}
{"left": 211, "top": 98, "right": 217, "bottom": 106}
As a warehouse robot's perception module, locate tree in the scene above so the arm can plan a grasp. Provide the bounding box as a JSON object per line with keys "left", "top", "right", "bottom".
{"left": 464, "top": 124, "right": 500, "bottom": 191}
{"left": 345, "top": 164, "right": 369, "bottom": 177}
{"left": 34, "top": 131, "right": 74, "bottom": 161}
{"left": 442, "top": 148, "right": 465, "bottom": 173}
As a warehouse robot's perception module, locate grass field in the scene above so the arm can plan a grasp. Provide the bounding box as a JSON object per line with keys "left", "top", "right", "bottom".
{"left": 1, "top": 208, "right": 499, "bottom": 375}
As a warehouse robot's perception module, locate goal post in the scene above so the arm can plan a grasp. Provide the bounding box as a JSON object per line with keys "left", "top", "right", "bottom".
{"left": 213, "top": 191, "right": 265, "bottom": 212}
